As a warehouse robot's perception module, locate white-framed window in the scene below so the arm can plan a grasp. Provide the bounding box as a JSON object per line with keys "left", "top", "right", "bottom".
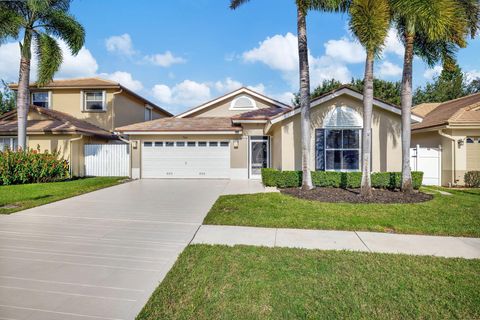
{"left": 220, "top": 141, "right": 229, "bottom": 147}
{"left": 229, "top": 95, "right": 257, "bottom": 110}
{"left": 144, "top": 142, "right": 153, "bottom": 147}
{"left": 83, "top": 91, "right": 106, "bottom": 111}
{"left": 187, "top": 141, "right": 196, "bottom": 147}
{"left": 315, "top": 106, "right": 363, "bottom": 171}
{"left": 154, "top": 142, "right": 163, "bottom": 147}
{"left": 0, "top": 136, "right": 18, "bottom": 150}
{"left": 145, "top": 106, "right": 153, "bottom": 121}
{"left": 198, "top": 141, "right": 207, "bottom": 147}
{"left": 466, "top": 137, "right": 475, "bottom": 144}
{"left": 31, "top": 91, "right": 50, "bottom": 108}
{"left": 176, "top": 141, "right": 185, "bottom": 147}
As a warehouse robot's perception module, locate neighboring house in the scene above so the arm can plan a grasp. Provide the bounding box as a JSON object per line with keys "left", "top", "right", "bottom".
{"left": 411, "top": 93, "right": 480, "bottom": 186}
{"left": 116, "top": 86, "right": 421, "bottom": 180}
{"left": 0, "top": 78, "right": 172, "bottom": 176}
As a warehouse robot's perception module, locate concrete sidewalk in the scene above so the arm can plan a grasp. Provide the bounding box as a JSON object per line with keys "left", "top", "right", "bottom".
{"left": 192, "top": 225, "right": 480, "bottom": 259}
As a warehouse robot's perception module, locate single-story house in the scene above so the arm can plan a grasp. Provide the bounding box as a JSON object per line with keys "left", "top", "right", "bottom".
{"left": 117, "top": 86, "right": 422, "bottom": 180}
{"left": 411, "top": 93, "right": 480, "bottom": 186}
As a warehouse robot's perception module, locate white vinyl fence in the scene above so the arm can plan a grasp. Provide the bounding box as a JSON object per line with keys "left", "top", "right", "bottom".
{"left": 410, "top": 145, "right": 441, "bottom": 186}
{"left": 84, "top": 144, "right": 129, "bottom": 177}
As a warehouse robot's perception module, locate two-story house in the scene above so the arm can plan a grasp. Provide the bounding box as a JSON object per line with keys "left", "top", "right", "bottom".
{"left": 0, "top": 78, "right": 172, "bottom": 176}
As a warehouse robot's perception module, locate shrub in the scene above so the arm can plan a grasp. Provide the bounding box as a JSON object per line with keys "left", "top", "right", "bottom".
{"left": 262, "top": 169, "right": 424, "bottom": 190}
{"left": 0, "top": 148, "right": 69, "bottom": 185}
{"left": 464, "top": 171, "right": 480, "bottom": 187}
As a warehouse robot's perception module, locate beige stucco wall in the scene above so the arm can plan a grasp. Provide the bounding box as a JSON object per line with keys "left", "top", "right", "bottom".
{"left": 184, "top": 94, "right": 278, "bottom": 118}
{"left": 32, "top": 88, "right": 169, "bottom": 132}
{"left": 27, "top": 134, "right": 111, "bottom": 177}
{"left": 272, "top": 95, "right": 402, "bottom": 172}
{"left": 412, "top": 128, "right": 480, "bottom": 185}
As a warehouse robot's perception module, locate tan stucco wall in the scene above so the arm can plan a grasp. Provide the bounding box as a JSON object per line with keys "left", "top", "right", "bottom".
{"left": 27, "top": 134, "right": 111, "bottom": 177}
{"left": 412, "top": 128, "right": 480, "bottom": 185}
{"left": 272, "top": 95, "right": 402, "bottom": 172}
{"left": 33, "top": 88, "right": 169, "bottom": 132}
{"left": 184, "top": 94, "right": 278, "bottom": 118}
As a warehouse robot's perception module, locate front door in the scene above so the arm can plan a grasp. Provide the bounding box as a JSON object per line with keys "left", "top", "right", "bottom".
{"left": 249, "top": 136, "right": 270, "bottom": 179}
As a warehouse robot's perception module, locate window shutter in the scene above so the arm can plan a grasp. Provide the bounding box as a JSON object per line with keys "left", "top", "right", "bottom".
{"left": 102, "top": 90, "right": 106, "bottom": 110}
{"left": 315, "top": 129, "right": 325, "bottom": 171}
{"left": 80, "top": 90, "right": 84, "bottom": 110}
{"left": 48, "top": 91, "right": 52, "bottom": 109}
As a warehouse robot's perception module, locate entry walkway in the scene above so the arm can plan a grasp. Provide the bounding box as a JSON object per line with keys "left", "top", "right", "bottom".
{"left": 192, "top": 225, "right": 480, "bottom": 259}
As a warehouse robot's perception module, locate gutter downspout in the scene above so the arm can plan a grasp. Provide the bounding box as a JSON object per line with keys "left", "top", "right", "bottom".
{"left": 69, "top": 135, "right": 83, "bottom": 177}
{"left": 111, "top": 89, "right": 123, "bottom": 132}
{"left": 438, "top": 129, "right": 456, "bottom": 185}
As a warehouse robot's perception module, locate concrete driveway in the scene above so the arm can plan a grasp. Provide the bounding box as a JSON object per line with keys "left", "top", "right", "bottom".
{"left": 0, "top": 179, "right": 264, "bottom": 320}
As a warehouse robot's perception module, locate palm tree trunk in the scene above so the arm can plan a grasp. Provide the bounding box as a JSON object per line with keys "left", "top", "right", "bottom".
{"left": 16, "top": 31, "right": 32, "bottom": 151}
{"left": 360, "top": 52, "right": 374, "bottom": 197}
{"left": 297, "top": 5, "right": 313, "bottom": 190}
{"left": 400, "top": 33, "right": 414, "bottom": 193}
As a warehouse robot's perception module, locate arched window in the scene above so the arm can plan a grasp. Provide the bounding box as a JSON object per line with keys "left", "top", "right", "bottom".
{"left": 230, "top": 95, "right": 257, "bottom": 110}
{"left": 323, "top": 106, "right": 362, "bottom": 128}
{"left": 316, "top": 106, "right": 362, "bottom": 172}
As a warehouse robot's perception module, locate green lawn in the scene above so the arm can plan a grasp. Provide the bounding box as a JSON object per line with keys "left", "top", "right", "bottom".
{"left": 0, "top": 177, "right": 127, "bottom": 214}
{"left": 204, "top": 188, "right": 480, "bottom": 237}
{"left": 137, "top": 245, "right": 480, "bottom": 320}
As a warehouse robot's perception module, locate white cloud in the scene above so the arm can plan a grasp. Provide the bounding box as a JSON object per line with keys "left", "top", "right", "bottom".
{"left": 144, "top": 51, "right": 186, "bottom": 67}
{"left": 247, "top": 83, "right": 266, "bottom": 94}
{"left": 243, "top": 33, "right": 299, "bottom": 72}
{"left": 324, "top": 38, "right": 366, "bottom": 63}
{"left": 423, "top": 65, "right": 443, "bottom": 80}
{"left": 465, "top": 70, "right": 480, "bottom": 82}
{"left": 378, "top": 61, "right": 403, "bottom": 78}
{"left": 241, "top": 33, "right": 353, "bottom": 89}
{"left": 101, "top": 71, "right": 143, "bottom": 91}
{"left": 105, "top": 34, "right": 136, "bottom": 56}
{"left": 0, "top": 40, "right": 97, "bottom": 82}
{"left": 152, "top": 80, "right": 211, "bottom": 106}
{"left": 383, "top": 28, "right": 404, "bottom": 57}
{"left": 214, "top": 77, "right": 243, "bottom": 93}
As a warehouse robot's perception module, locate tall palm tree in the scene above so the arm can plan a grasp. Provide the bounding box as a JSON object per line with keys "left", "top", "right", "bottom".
{"left": 0, "top": 0, "right": 85, "bottom": 150}
{"left": 390, "top": 0, "right": 476, "bottom": 192}
{"left": 230, "top": 0, "right": 345, "bottom": 190}
{"left": 349, "top": 0, "right": 390, "bottom": 197}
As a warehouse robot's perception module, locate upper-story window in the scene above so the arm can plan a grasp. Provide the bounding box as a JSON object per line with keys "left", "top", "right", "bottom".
{"left": 229, "top": 95, "right": 257, "bottom": 110}
{"left": 145, "top": 105, "right": 153, "bottom": 121}
{"left": 31, "top": 92, "right": 50, "bottom": 108}
{"left": 83, "top": 91, "right": 106, "bottom": 111}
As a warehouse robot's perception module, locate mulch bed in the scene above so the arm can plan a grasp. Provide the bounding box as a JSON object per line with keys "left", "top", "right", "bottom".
{"left": 281, "top": 187, "right": 433, "bottom": 204}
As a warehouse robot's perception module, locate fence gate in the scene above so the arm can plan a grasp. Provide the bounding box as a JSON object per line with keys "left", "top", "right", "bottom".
{"left": 84, "top": 144, "right": 129, "bottom": 177}
{"left": 410, "top": 145, "right": 441, "bottom": 186}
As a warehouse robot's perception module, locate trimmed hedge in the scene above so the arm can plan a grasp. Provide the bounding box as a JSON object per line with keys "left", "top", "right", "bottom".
{"left": 464, "top": 171, "right": 480, "bottom": 187}
{"left": 0, "top": 148, "right": 69, "bottom": 185}
{"left": 262, "top": 168, "right": 423, "bottom": 190}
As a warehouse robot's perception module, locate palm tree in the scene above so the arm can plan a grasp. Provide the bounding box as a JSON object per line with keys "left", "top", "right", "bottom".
{"left": 349, "top": 0, "right": 390, "bottom": 197}
{"left": 390, "top": 0, "right": 476, "bottom": 192}
{"left": 230, "top": 0, "right": 345, "bottom": 190}
{"left": 0, "top": 0, "right": 85, "bottom": 150}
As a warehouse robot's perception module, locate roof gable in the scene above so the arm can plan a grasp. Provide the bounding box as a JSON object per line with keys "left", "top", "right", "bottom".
{"left": 412, "top": 93, "right": 480, "bottom": 131}
{"left": 270, "top": 86, "right": 423, "bottom": 125}
{"left": 175, "top": 87, "right": 293, "bottom": 118}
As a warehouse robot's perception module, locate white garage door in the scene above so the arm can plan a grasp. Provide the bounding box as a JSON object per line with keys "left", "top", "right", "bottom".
{"left": 142, "top": 141, "right": 231, "bottom": 179}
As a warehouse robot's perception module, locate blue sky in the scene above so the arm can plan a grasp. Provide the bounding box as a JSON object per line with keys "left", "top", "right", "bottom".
{"left": 1, "top": 0, "right": 479, "bottom": 114}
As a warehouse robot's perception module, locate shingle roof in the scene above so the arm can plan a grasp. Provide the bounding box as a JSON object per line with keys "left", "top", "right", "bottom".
{"left": 8, "top": 77, "right": 173, "bottom": 117}
{"left": 0, "top": 106, "right": 117, "bottom": 139}
{"left": 232, "top": 107, "right": 291, "bottom": 120}
{"left": 116, "top": 117, "right": 242, "bottom": 132}
{"left": 412, "top": 93, "right": 480, "bottom": 131}
{"left": 411, "top": 103, "right": 441, "bottom": 117}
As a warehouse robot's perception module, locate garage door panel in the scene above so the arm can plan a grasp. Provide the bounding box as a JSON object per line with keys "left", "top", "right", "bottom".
{"left": 142, "top": 142, "right": 231, "bottom": 179}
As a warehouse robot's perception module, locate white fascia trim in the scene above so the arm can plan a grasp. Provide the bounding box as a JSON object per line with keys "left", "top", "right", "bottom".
{"left": 270, "top": 88, "right": 423, "bottom": 124}
{"left": 121, "top": 131, "right": 242, "bottom": 135}
{"left": 231, "top": 120, "right": 268, "bottom": 124}
{"left": 176, "top": 87, "right": 292, "bottom": 118}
